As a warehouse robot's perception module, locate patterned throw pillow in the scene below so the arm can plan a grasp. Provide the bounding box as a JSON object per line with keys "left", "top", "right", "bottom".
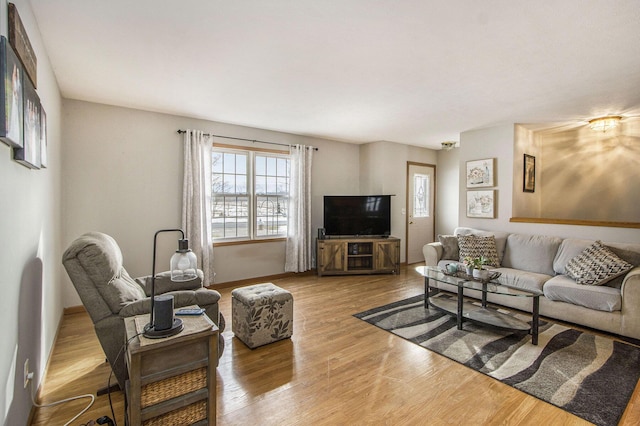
{"left": 438, "top": 234, "right": 459, "bottom": 260}
{"left": 457, "top": 234, "right": 500, "bottom": 267}
{"left": 565, "top": 241, "right": 634, "bottom": 286}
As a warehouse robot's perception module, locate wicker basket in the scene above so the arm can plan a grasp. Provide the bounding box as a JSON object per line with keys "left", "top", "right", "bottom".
{"left": 141, "top": 367, "right": 207, "bottom": 408}
{"left": 143, "top": 400, "right": 207, "bottom": 426}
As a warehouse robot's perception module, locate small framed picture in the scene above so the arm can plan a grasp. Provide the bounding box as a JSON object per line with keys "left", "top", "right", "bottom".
{"left": 466, "top": 158, "right": 495, "bottom": 188}
{"left": 0, "top": 36, "right": 24, "bottom": 148}
{"left": 467, "top": 190, "right": 496, "bottom": 218}
{"left": 523, "top": 154, "right": 535, "bottom": 193}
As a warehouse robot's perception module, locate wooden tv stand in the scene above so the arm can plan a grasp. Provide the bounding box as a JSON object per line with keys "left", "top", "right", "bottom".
{"left": 317, "top": 237, "right": 400, "bottom": 276}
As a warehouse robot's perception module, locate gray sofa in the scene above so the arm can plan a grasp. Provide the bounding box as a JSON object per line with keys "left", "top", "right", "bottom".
{"left": 63, "top": 232, "right": 225, "bottom": 388}
{"left": 423, "top": 227, "right": 640, "bottom": 340}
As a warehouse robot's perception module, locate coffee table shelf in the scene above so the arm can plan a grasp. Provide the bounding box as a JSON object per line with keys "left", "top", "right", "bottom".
{"left": 429, "top": 297, "right": 532, "bottom": 331}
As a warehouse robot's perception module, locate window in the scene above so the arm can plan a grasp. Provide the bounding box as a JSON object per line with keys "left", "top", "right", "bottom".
{"left": 413, "top": 174, "right": 430, "bottom": 217}
{"left": 212, "top": 146, "right": 289, "bottom": 241}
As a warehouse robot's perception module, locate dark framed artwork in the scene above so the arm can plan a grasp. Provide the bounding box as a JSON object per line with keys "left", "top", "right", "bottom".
{"left": 13, "top": 74, "right": 40, "bottom": 169}
{"left": 0, "top": 35, "right": 24, "bottom": 148}
{"left": 40, "top": 107, "right": 47, "bottom": 168}
{"left": 523, "top": 154, "right": 535, "bottom": 192}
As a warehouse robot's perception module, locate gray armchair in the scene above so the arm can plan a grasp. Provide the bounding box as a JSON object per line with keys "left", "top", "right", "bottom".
{"left": 62, "top": 231, "right": 225, "bottom": 389}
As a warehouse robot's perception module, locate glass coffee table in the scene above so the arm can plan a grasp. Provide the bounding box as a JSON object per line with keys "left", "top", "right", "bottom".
{"left": 416, "top": 266, "right": 541, "bottom": 345}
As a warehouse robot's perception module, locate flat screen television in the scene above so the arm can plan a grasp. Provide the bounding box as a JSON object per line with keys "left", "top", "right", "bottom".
{"left": 323, "top": 195, "right": 391, "bottom": 237}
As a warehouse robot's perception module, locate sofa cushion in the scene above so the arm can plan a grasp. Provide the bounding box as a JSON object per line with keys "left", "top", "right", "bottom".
{"left": 553, "top": 238, "right": 593, "bottom": 275}
{"left": 605, "top": 246, "right": 640, "bottom": 289}
{"left": 454, "top": 227, "right": 510, "bottom": 264}
{"left": 438, "top": 234, "right": 459, "bottom": 260}
{"left": 494, "top": 267, "right": 550, "bottom": 293}
{"left": 565, "top": 241, "right": 633, "bottom": 286}
{"left": 543, "top": 275, "right": 622, "bottom": 312}
{"left": 501, "top": 234, "right": 562, "bottom": 276}
{"left": 457, "top": 234, "right": 500, "bottom": 267}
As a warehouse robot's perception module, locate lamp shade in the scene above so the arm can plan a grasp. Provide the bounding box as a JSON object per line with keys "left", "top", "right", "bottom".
{"left": 170, "top": 239, "right": 198, "bottom": 281}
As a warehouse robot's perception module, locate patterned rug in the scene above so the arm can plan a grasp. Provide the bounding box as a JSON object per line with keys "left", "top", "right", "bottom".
{"left": 354, "top": 294, "right": 640, "bottom": 426}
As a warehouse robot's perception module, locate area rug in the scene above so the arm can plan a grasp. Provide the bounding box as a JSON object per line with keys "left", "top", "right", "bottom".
{"left": 354, "top": 294, "right": 640, "bottom": 426}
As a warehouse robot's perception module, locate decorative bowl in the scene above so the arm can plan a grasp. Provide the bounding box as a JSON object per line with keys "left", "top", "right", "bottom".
{"left": 472, "top": 269, "right": 492, "bottom": 280}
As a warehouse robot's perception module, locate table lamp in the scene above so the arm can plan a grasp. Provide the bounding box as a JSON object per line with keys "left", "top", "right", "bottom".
{"left": 143, "top": 228, "right": 198, "bottom": 338}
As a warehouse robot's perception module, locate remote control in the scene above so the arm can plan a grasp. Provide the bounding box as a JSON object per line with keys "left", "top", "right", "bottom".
{"left": 176, "top": 308, "right": 205, "bottom": 316}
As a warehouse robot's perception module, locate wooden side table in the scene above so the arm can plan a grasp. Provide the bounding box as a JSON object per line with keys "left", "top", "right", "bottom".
{"left": 124, "top": 311, "right": 219, "bottom": 425}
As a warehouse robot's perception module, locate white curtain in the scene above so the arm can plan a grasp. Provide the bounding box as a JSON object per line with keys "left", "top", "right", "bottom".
{"left": 182, "top": 130, "right": 215, "bottom": 284}
{"left": 285, "top": 144, "right": 313, "bottom": 272}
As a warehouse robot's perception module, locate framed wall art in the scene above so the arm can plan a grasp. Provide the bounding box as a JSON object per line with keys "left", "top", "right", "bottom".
{"left": 523, "top": 154, "right": 535, "bottom": 192}
{"left": 40, "top": 107, "right": 47, "bottom": 168}
{"left": 0, "top": 35, "right": 24, "bottom": 148}
{"left": 8, "top": 3, "right": 37, "bottom": 88}
{"left": 466, "top": 158, "right": 495, "bottom": 188}
{"left": 467, "top": 190, "right": 496, "bottom": 218}
{"left": 13, "top": 74, "right": 40, "bottom": 169}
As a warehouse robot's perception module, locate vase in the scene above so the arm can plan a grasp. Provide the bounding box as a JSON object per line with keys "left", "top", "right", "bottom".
{"left": 465, "top": 265, "right": 474, "bottom": 275}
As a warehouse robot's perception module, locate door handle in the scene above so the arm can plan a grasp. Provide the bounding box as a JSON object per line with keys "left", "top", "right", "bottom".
{"left": 409, "top": 221, "right": 414, "bottom": 224}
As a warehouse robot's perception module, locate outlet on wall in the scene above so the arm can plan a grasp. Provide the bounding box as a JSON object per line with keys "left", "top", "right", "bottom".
{"left": 24, "top": 358, "right": 30, "bottom": 388}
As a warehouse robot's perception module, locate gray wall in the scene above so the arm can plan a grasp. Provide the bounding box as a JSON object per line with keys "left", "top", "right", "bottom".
{"left": 63, "top": 101, "right": 440, "bottom": 305}
{"left": 435, "top": 148, "right": 460, "bottom": 236}
{"left": 0, "top": 1, "right": 63, "bottom": 424}
{"left": 438, "top": 123, "right": 640, "bottom": 243}
{"left": 360, "top": 141, "right": 438, "bottom": 261}
{"left": 538, "top": 119, "right": 639, "bottom": 222}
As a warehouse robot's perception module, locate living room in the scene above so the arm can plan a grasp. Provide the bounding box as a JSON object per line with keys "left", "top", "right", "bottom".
{"left": 2, "top": 1, "right": 640, "bottom": 425}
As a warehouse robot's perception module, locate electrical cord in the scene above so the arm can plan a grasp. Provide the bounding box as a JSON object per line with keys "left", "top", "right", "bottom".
{"left": 29, "top": 375, "right": 95, "bottom": 426}
{"left": 29, "top": 332, "right": 142, "bottom": 426}
{"left": 106, "top": 331, "right": 143, "bottom": 426}
{"left": 106, "top": 368, "right": 117, "bottom": 426}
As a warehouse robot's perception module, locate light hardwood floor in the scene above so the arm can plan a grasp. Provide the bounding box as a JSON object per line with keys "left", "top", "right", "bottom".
{"left": 31, "top": 265, "right": 640, "bottom": 425}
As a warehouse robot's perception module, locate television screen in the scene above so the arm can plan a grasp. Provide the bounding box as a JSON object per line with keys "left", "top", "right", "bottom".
{"left": 323, "top": 195, "right": 391, "bottom": 237}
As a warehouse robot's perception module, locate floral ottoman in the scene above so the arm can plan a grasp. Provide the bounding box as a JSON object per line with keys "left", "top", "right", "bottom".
{"left": 231, "top": 283, "right": 293, "bottom": 349}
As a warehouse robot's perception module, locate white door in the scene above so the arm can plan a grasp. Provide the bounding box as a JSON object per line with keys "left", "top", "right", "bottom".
{"left": 406, "top": 163, "right": 435, "bottom": 264}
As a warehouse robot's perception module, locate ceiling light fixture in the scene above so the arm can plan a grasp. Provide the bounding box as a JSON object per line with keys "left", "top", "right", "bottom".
{"left": 588, "top": 116, "right": 621, "bottom": 132}
{"left": 441, "top": 141, "right": 457, "bottom": 151}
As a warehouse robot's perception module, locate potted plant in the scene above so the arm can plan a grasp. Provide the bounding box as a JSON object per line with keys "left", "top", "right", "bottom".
{"left": 470, "top": 256, "right": 490, "bottom": 280}
{"left": 463, "top": 256, "right": 488, "bottom": 277}
{"left": 462, "top": 256, "right": 476, "bottom": 275}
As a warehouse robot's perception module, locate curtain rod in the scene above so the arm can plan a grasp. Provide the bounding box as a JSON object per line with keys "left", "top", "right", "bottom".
{"left": 176, "top": 129, "right": 318, "bottom": 151}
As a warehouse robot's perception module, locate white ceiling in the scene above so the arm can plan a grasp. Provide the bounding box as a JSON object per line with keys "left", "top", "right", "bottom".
{"left": 29, "top": 0, "right": 640, "bottom": 149}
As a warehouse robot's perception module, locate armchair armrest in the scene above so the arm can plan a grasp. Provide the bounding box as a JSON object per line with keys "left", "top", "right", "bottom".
{"left": 119, "top": 298, "right": 151, "bottom": 317}
{"left": 423, "top": 242, "right": 443, "bottom": 266}
{"left": 135, "top": 270, "right": 204, "bottom": 296}
{"left": 118, "top": 288, "right": 221, "bottom": 318}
